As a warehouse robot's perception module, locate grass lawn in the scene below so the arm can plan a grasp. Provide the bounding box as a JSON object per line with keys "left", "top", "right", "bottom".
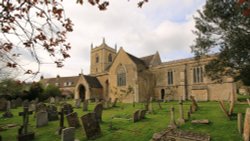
{"left": 0, "top": 101, "right": 248, "bottom": 141}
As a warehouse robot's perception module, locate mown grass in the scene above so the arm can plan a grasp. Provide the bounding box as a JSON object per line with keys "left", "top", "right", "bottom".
{"left": 0, "top": 101, "right": 248, "bottom": 141}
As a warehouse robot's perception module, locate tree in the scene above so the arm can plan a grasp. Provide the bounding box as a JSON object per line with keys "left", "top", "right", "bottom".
{"left": 0, "top": 0, "right": 148, "bottom": 78}
{"left": 27, "top": 82, "right": 44, "bottom": 100}
{"left": 0, "top": 79, "right": 25, "bottom": 99}
{"left": 192, "top": 0, "right": 250, "bottom": 85}
{"left": 43, "top": 84, "right": 61, "bottom": 100}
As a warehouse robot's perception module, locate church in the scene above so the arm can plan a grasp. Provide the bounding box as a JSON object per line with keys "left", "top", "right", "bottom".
{"left": 40, "top": 39, "right": 236, "bottom": 103}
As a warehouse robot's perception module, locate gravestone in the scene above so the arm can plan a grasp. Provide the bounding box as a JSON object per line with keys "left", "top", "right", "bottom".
{"left": 139, "top": 110, "right": 147, "bottom": 119}
{"left": 219, "top": 100, "right": 230, "bottom": 120}
{"left": 243, "top": 108, "right": 250, "bottom": 141}
{"left": 238, "top": 113, "right": 243, "bottom": 134}
{"left": 47, "top": 105, "right": 59, "bottom": 121}
{"left": 191, "top": 119, "right": 210, "bottom": 124}
{"left": 55, "top": 96, "right": 61, "bottom": 104}
{"left": 29, "top": 103, "right": 36, "bottom": 112}
{"left": 112, "top": 98, "right": 118, "bottom": 107}
{"left": 61, "top": 127, "right": 75, "bottom": 141}
{"left": 228, "top": 92, "right": 235, "bottom": 116}
{"left": 2, "top": 101, "right": 13, "bottom": 118}
{"left": 168, "top": 106, "right": 177, "bottom": 129}
{"left": 11, "top": 99, "right": 17, "bottom": 109}
{"left": 157, "top": 100, "right": 162, "bottom": 110}
{"left": 81, "top": 113, "right": 101, "bottom": 139}
{"left": 149, "top": 97, "right": 154, "bottom": 114}
{"left": 133, "top": 110, "right": 140, "bottom": 123}
{"left": 36, "top": 103, "right": 47, "bottom": 112}
{"left": 177, "top": 100, "right": 185, "bottom": 125}
{"left": 16, "top": 98, "right": 22, "bottom": 107}
{"left": 83, "top": 100, "right": 88, "bottom": 111}
{"left": 17, "top": 103, "right": 34, "bottom": 141}
{"left": 187, "top": 112, "right": 191, "bottom": 121}
{"left": 0, "top": 98, "right": 7, "bottom": 111}
{"left": 50, "top": 97, "right": 55, "bottom": 104}
{"left": 75, "top": 99, "right": 81, "bottom": 108}
{"left": 190, "top": 96, "right": 198, "bottom": 111}
{"left": 63, "top": 103, "right": 73, "bottom": 115}
{"left": 94, "top": 103, "right": 103, "bottom": 123}
{"left": 36, "top": 111, "right": 48, "bottom": 127}
{"left": 57, "top": 107, "right": 65, "bottom": 135}
{"left": 66, "top": 112, "right": 80, "bottom": 128}
{"left": 247, "top": 99, "right": 250, "bottom": 106}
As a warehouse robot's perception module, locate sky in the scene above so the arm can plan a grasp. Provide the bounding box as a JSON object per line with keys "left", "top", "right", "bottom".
{"left": 18, "top": 0, "right": 206, "bottom": 81}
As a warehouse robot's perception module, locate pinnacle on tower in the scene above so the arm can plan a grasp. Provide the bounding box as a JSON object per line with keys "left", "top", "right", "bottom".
{"left": 102, "top": 37, "right": 105, "bottom": 44}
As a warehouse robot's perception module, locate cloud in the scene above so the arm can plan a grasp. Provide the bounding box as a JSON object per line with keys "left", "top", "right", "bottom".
{"left": 16, "top": 0, "right": 206, "bottom": 81}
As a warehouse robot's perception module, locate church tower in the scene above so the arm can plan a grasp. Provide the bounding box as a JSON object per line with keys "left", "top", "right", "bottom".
{"left": 90, "top": 38, "right": 117, "bottom": 75}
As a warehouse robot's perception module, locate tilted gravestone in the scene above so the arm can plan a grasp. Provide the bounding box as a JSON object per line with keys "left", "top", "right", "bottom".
{"left": 17, "top": 102, "right": 34, "bottom": 141}
{"left": 168, "top": 106, "right": 177, "bottom": 129}
{"left": 83, "top": 100, "right": 88, "bottom": 111}
{"left": 190, "top": 96, "right": 198, "bottom": 111}
{"left": 2, "top": 100, "right": 13, "bottom": 118}
{"left": 133, "top": 110, "right": 140, "bottom": 123}
{"left": 29, "top": 103, "right": 36, "bottom": 112}
{"left": 0, "top": 98, "right": 7, "bottom": 111}
{"left": 61, "top": 127, "right": 75, "bottom": 141}
{"left": 219, "top": 100, "right": 231, "bottom": 120}
{"left": 47, "top": 105, "right": 59, "bottom": 121}
{"left": 243, "top": 108, "right": 250, "bottom": 141}
{"left": 50, "top": 97, "right": 55, "bottom": 104}
{"left": 66, "top": 112, "right": 80, "bottom": 128}
{"left": 63, "top": 103, "right": 73, "bottom": 115}
{"left": 75, "top": 99, "right": 81, "bottom": 108}
{"left": 16, "top": 98, "right": 22, "bottom": 107}
{"left": 94, "top": 103, "right": 103, "bottom": 123}
{"left": 139, "top": 110, "right": 147, "bottom": 119}
{"left": 36, "top": 111, "right": 48, "bottom": 128}
{"left": 238, "top": 113, "right": 243, "bottom": 134}
{"left": 112, "top": 98, "right": 118, "bottom": 107}
{"left": 81, "top": 113, "right": 101, "bottom": 139}
{"left": 57, "top": 107, "right": 65, "bottom": 135}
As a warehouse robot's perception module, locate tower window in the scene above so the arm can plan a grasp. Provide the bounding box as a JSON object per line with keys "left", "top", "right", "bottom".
{"left": 108, "top": 54, "right": 112, "bottom": 62}
{"left": 96, "top": 54, "right": 99, "bottom": 63}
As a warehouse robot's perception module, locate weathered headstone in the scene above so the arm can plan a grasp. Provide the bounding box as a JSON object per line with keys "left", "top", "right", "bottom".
{"left": 61, "top": 127, "right": 75, "bottom": 141}
{"left": 228, "top": 92, "right": 235, "bottom": 116}
{"left": 36, "top": 102, "right": 47, "bottom": 112}
{"left": 11, "top": 99, "right": 17, "bottom": 109}
{"left": 238, "top": 113, "right": 243, "bottom": 134}
{"left": 57, "top": 107, "right": 65, "bottom": 135}
{"left": 190, "top": 96, "right": 198, "bottom": 111}
{"left": 133, "top": 110, "right": 140, "bottom": 123}
{"left": 75, "top": 99, "right": 81, "bottom": 108}
{"left": 47, "top": 105, "right": 59, "bottom": 121}
{"left": 191, "top": 119, "right": 210, "bottom": 124}
{"left": 243, "top": 108, "right": 250, "bottom": 141}
{"left": 55, "top": 96, "right": 61, "bottom": 104}
{"left": 2, "top": 101, "right": 13, "bottom": 118}
{"left": 94, "top": 103, "right": 103, "bottom": 123}
{"left": 219, "top": 100, "right": 230, "bottom": 120}
{"left": 66, "top": 112, "right": 80, "bottom": 128}
{"left": 16, "top": 98, "right": 22, "bottom": 107}
{"left": 81, "top": 113, "right": 101, "bottom": 139}
{"left": 36, "top": 111, "right": 48, "bottom": 127}
{"left": 29, "top": 103, "right": 36, "bottom": 112}
{"left": 17, "top": 103, "right": 34, "bottom": 141}
{"left": 0, "top": 98, "right": 7, "bottom": 111}
{"left": 139, "top": 110, "right": 147, "bottom": 119}
{"left": 50, "top": 97, "right": 55, "bottom": 104}
{"left": 157, "top": 100, "right": 162, "bottom": 110}
{"left": 168, "top": 106, "right": 177, "bottom": 129}
{"left": 177, "top": 100, "right": 185, "bottom": 125}
{"left": 83, "top": 100, "right": 88, "bottom": 111}
{"left": 149, "top": 97, "right": 154, "bottom": 114}
{"left": 247, "top": 99, "right": 250, "bottom": 106}
{"left": 112, "top": 98, "right": 118, "bottom": 107}
{"left": 63, "top": 103, "right": 73, "bottom": 115}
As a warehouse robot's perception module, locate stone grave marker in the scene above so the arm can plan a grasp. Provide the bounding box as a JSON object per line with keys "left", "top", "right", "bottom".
{"left": 50, "top": 97, "right": 55, "bottom": 104}
{"left": 157, "top": 100, "right": 162, "bottom": 110}
{"left": 177, "top": 100, "right": 185, "bottom": 125}
{"left": 55, "top": 96, "right": 61, "bottom": 104}
{"left": 75, "top": 99, "right": 81, "bottom": 108}
{"left": 190, "top": 96, "right": 198, "bottom": 111}
{"left": 36, "top": 111, "right": 48, "bottom": 127}
{"left": 238, "top": 113, "right": 243, "bottom": 134}
{"left": 149, "top": 97, "right": 154, "bottom": 113}
{"left": 0, "top": 98, "right": 7, "bottom": 111}
{"left": 61, "top": 127, "right": 75, "bottom": 141}
{"left": 2, "top": 100, "right": 13, "bottom": 118}
{"left": 36, "top": 102, "right": 47, "bottom": 112}
{"left": 81, "top": 113, "right": 101, "bottom": 139}
{"left": 219, "top": 100, "right": 230, "bottom": 120}
{"left": 11, "top": 99, "right": 17, "bottom": 109}
{"left": 83, "top": 99, "right": 88, "bottom": 111}
{"left": 112, "top": 98, "right": 118, "bottom": 107}
{"left": 133, "top": 110, "right": 140, "bottom": 123}
{"left": 191, "top": 119, "right": 210, "bottom": 124}
{"left": 139, "top": 109, "right": 147, "bottom": 119}
{"left": 57, "top": 107, "right": 65, "bottom": 135}
{"left": 29, "top": 103, "right": 36, "bottom": 112}
{"left": 66, "top": 112, "right": 80, "bottom": 128}
{"left": 16, "top": 98, "right": 22, "bottom": 107}
{"left": 243, "top": 108, "right": 250, "bottom": 141}
{"left": 63, "top": 103, "right": 73, "bottom": 115}
{"left": 228, "top": 92, "right": 235, "bottom": 116}
{"left": 247, "top": 99, "right": 250, "bottom": 106}
{"left": 17, "top": 103, "right": 34, "bottom": 141}
{"left": 47, "top": 105, "right": 59, "bottom": 121}
{"left": 94, "top": 103, "right": 103, "bottom": 123}
{"left": 168, "top": 106, "right": 177, "bottom": 129}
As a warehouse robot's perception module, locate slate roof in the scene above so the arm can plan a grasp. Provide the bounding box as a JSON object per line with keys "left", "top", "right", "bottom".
{"left": 140, "top": 54, "right": 154, "bottom": 67}
{"left": 83, "top": 75, "right": 103, "bottom": 88}
{"left": 126, "top": 53, "right": 147, "bottom": 68}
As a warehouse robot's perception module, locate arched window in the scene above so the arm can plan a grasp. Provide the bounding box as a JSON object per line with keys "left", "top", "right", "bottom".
{"left": 108, "top": 54, "right": 112, "bottom": 62}
{"left": 117, "top": 65, "right": 126, "bottom": 86}
{"left": 96, "top": 54, "right": 99, "bottom": 63}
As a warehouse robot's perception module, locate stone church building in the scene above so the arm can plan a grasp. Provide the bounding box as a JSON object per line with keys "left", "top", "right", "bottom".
{"left": 40, "top": 39, "right": 236, "bottom": 103}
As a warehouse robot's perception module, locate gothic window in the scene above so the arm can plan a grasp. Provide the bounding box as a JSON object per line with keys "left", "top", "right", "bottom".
{"left": 108, "top": 54, "right": 112, "bottom": 62}
{"left": 117, "top": 65, "right": 126, "bottom": 86}
{"left": 167, "top": 70, "right": 174, "bottom": 85}
{"left": 96, "top": 54, "right": 99, "bottom": 63}
{"left": 193, "top": 66, "right": 204, "bottom": 83}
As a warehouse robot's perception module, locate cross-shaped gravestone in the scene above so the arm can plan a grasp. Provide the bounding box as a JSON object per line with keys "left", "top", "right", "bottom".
{"left": 57, "top": 107, "right": 65, "bottom": 135}
{"left": 17, "top": 104, "right": 34, "bottom": 141}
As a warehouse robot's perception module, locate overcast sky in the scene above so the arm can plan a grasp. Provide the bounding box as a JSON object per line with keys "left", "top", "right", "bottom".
{"left": 18, "top": 0, "right": 206, "bottom": 81}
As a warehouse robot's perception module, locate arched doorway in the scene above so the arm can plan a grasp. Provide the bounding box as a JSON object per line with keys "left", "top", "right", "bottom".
{"left": 161, "top": 89, "right": 165, "bottom": 100}
{"left": 78, "top": 85, "right": 85, "bottom": 101}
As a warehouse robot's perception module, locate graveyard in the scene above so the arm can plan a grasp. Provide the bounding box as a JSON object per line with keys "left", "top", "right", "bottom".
{"left": 0, "top": 97, "right": 249, "bottom": 141}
